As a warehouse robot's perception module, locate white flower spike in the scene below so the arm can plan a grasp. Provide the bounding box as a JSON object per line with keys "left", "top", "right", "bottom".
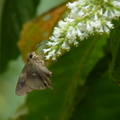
{"left": 43, "top": 0, "right": 120, "bottom": 60}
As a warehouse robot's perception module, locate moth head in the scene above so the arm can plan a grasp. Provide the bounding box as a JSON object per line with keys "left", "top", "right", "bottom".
{"left": 28, "top": 52, "right": 36, "bottom": 60}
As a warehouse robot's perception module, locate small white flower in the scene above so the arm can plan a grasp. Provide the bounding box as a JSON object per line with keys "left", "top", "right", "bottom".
{"left": 94, "top": 20, "right": 101, "bottom": 28}
{"left": 83, "top": 5, "right": 89, "bottom": 10}
{"left": 77, "top": 0, "right": 85, "bottom": 5}
{"left": 53, "top": 27, "right": 61, "bottom": 37}
{"left": 94, "top": 14, "right": 98, "bottom": 21}
{"left": 57, "top": 48, "right": 61, "bottom": 55}
{"left": 46, "top": 54, "right": 51, "bottom": 60}
{"left": 68, "top": 26, "right": 76, "bottom": 38}
{"left": 65, "top": 17, "right": 74, "bottom": 22}
{"left": 112, "top": 1, "right": 120, "bottom": 7}
{"left": 61, "top": 42, "right": 66, "bottom": 49}
{"left": 103, "top": 10, "right": 108, "bottom": 18}
{"left": 89, "top": 21, "right": 95, "bottom": 28}
{"left": 106, "top": 21, "right": 113, "bottom": 28}
{"left": 104, "top": 0, "right": 108, "bottom": 2}
{"left": 99, "top": 9, "right": 103, "bottom": 15}
{"left": 86, "top": 23, "right": 93, "bottom": 33}
{"left": 74, "top": 40, "right": 79, "bottom": 46}
{"left": 109, "top": 10, "right": 116, "bottom": 19}
{"left": 76, "top": 29, "right": 82, "bottom": 37}
{"left": 78, "top": 11, "right": 84, "bottom": 16}
{"left": 99, "top": 26, "right": 104, "bottom": 33}
{"left": 46, "top": 49, "right": 56, "bottom": 59}
{"left": 82, "top": 32, "right": 89, "bottom": 38}
{"left": 58, "top": 20, "right": 67, "bottom": 28}
{"left": 79, "top": 22, "right": 86, "bottom": 31}
{"left": 66, "top": 32, "right": 72, "bottom": 39}
{"left": 114, "top": 9, "right": 120, "bottom": 17}
{"left": 103, "top": 25, "right": 110, "bottom": 33}
{"left": 49, "top": 36, "right": 56, "bottom": 42}
{"left": 77, "top": 22, "right": 83, "bottom": 27}
{"left": 71, "top": 7, "right": 78, "bottom": 16}
{"left": 61, "top": 41, "right": 70, "bottom": 50}
{"left": 47, "top": 41, "right": 58, "bottom": 46}
{"left": 68, "top": 34, "right": 76, "bottom": 44}
{"left": 67, "top": 2, "right": 76, "bottom": 9}
{"left": 68, "top": 37, "right": 74, "bottom": 44}
{"left": 50, "top": 49, "right": 56, "bottom": 56}
{"left": 43, "top": 48, "right": 51, "bottom": 53}
{"left": 80, "top": 35, "right": 85, "bottom": 41}
{"left": 52, "top": 56, "right": 56, "bottom": 61}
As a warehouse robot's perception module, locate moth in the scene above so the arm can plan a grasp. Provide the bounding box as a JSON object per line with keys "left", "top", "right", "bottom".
{"left": 16, "top": 52, "right": 53, "bottom": 96}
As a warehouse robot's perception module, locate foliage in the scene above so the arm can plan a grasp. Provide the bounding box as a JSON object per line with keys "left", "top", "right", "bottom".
{"left": 0, "top": 0, "right": 39, "bottom": 73}
{"left": 0, "top": 0, "right": 120, "bottom": 120}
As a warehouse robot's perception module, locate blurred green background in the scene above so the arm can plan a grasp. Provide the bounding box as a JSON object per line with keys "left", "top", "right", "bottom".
{"left": 0, "top": 0, "right": 120, "bottom": 120}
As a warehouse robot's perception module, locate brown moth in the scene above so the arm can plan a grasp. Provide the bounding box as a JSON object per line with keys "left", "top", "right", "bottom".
{"left": 16, "top": 52, "right": 52, "bottom": 96}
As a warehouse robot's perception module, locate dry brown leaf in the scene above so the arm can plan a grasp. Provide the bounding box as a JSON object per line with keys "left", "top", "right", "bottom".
{"left": 17, "top": 3, "right": 67, "bottom": 61}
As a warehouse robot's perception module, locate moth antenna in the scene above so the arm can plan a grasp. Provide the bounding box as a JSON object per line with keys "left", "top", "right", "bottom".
{"left": 37, "top": 48, "right": 46, "bottom": 57}
{"left": 37, "top": 43, "right": 43, "bottom": 49}
{"left": 32, "top": 42, "right": 43, "bottom": 51}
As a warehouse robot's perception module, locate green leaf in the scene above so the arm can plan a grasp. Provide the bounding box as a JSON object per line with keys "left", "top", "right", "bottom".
{"left": 72, "top": 54, "right": 120, "bottom": 120}
{"left": 0, "top": 0, "right": 39, "bottom": 73}
{"left": 109, "top": 19, "right": 120, "bottom": 83}
{"left": 15, "top": 34, "right": 107, "bottom": 120}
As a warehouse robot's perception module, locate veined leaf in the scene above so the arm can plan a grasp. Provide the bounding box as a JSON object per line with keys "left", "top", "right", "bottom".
{"left": 72, "top": 54, "right": 120, "bottom": 120}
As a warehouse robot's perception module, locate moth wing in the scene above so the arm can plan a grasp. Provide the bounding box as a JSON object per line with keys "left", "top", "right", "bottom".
{"left": 15, "top": 63, "right": 33, "bottom": 96}
{"left": 35, "top": 66, "right": 53, "bottom": 89}
{"left": 26, "top": 64, "right": 53, "bottom": 90}
{"left": 24, "top": 62, "right": 50, "bottom": 90}
{"left": 35, "top": 65, "right": 53, "bottom": 89}
{"left": 16, "top": 61, "right": 53, "bottom": 96}
{"left": 38, "top": 65, "right": 52, "bottom": 77}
